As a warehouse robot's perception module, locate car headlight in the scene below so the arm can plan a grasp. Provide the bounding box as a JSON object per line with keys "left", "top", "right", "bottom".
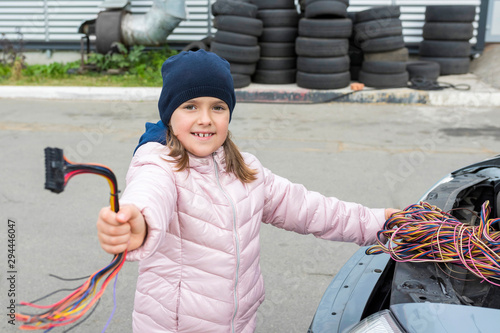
{"left": 348, "top": 310, "right": 404, "bottom": 333}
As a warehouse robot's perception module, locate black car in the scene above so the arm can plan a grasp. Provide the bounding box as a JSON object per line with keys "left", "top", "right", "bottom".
{"left": 309, "top": 156, "right": 500, "bottom": 333}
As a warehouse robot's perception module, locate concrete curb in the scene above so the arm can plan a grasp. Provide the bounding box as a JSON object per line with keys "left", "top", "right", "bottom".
{"left": 1, "top": 74, "right": 499, "bottom": 106}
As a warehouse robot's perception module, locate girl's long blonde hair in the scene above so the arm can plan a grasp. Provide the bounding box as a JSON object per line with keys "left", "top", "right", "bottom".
{"left": 165, "top": 125, "right": 257, "bottom": 183}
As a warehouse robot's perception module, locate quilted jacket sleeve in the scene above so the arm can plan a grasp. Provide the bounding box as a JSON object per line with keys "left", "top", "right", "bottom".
{"left": 119, "top": 143, "right": 177, "bottom": 261}
{"left": 261, "top": 166, "right": 385, "bottom": 246}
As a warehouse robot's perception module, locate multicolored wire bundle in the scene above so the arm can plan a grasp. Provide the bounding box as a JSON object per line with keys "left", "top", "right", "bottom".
{"left": 366, "top": 201, "right": 500, "bottom": 286}
{"left": 15, "top": 147, "right": 126, "bottom": 331}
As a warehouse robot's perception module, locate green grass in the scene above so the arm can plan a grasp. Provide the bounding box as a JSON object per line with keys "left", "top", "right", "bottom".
{"left": 1, "top": 69, "right": 164, "bottom": 87}
{"left": 0, "top": 44, "right": 176, "bottom": 87}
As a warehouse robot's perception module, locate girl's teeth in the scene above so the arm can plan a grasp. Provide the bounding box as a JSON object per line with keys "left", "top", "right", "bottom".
{"left": 195, "top": 133, "right": 212, "bottom": 137}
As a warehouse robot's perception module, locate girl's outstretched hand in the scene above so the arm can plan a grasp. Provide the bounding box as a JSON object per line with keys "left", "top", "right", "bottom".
{"left": 97, "top": 204, "right": 147, "bottom": 254}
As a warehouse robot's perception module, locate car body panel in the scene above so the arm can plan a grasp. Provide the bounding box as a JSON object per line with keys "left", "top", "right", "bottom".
{"left": 309, "top": 155, "right": 500, "bottom": 333}
{"left": 308, "top": 249, "right": 390, "bottom": 333}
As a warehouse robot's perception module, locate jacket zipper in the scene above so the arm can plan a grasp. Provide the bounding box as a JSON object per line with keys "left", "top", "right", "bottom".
{"left": 213, "top": 154, "right": 240, "bottom": 333}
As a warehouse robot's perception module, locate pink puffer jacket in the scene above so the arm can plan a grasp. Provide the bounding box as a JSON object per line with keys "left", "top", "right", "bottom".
{"left": 120, "top": 142, "right": 385, "bottom": 333}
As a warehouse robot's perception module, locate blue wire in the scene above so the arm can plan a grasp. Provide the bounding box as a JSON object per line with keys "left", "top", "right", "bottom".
{"left": 101, "top": 273, "right": 119, "bottom": 332}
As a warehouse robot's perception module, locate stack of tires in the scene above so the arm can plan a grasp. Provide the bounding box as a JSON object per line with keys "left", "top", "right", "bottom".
{"left": 352, "top": 6, "right": 408, "bottom": 63}
{"left": 353, "top": 6, "right": 409, "bottom": 88}
{"left": 295, "top": 0, "right": 352, "bottom": 90}
{"left": 419, "top": 5, "right": 475, "bottom": 75}
{"left": 210, "top": 0, "right": 263, "bottom": 88}
{"left": 252, "top": 0, "right": 300, "bottom": 84}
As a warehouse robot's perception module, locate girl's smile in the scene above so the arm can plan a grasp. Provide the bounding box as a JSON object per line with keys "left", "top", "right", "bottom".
{"left": 170, "top": 96, "right": 230, "bottom": 157}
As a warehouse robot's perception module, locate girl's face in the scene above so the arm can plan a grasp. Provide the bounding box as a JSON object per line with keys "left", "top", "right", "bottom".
{"left": 170, "top": 96, "right": 230, "bottom": 157}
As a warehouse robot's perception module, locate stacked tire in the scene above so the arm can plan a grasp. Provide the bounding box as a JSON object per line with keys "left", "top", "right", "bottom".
{"left": 252, "top": 0, "right": 299, "bottom": 84}
{"left": 296, "top": 0, "right": 352, "bottom": 90}
{"left": 210, "top": 0, "right": 263, "bottom": 88}
{"left": 419, "top": 5, "right": 475, "bottom": 75}
{"left": 352, "top": 6, "right": 408, "bottom": 62}
{"left": 353, "top": 6, "right": 409, "bottom": 88}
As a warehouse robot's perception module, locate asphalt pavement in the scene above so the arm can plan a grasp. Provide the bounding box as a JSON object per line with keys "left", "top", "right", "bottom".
{"left": 1, "top": 98, "right": 499, "bottom": 333}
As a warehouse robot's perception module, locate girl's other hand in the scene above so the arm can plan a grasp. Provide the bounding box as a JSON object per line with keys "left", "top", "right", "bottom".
{"left": 97, "top": 204, "right": 147, "bottom": 254}
{"left": 384, "top": 208, "right": 401, "bottom": 220}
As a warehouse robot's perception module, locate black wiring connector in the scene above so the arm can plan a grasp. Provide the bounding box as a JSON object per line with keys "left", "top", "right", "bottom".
{"left": 44, "top": 147, "right": 65, "bottom": 193}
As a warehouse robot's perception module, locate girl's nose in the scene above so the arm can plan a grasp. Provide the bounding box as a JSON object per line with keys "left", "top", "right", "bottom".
{"left": 197, "top": 108, "right": 212, "bottom": 125}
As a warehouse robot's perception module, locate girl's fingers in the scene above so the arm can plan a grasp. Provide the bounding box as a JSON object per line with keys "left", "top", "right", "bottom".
{"left": 98, "top": 232, "right": 130, "bottom": 246}
{"left": 100, "top": 242, "right": 128, "bottom": 255}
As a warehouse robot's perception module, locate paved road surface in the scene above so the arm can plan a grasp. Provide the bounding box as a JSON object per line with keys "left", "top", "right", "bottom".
{"left": 1, "top": 98, "right": 498, "bottom": 332}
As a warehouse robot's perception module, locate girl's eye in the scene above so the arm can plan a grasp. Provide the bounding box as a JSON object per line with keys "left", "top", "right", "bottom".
{"left": 183, "top": 104, "right": 196, "bottom": 110}
{"left": 213, "top": 105, "right": 226, "bottom": 111}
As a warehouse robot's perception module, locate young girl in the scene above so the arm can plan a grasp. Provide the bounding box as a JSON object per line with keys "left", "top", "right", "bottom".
{"left": 96, "top": 49, "right": 398, "bottom": 333}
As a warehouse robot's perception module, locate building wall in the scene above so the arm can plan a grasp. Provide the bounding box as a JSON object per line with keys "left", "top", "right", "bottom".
{"left": 0, "top": 0, "right": 483, "bottom": 48}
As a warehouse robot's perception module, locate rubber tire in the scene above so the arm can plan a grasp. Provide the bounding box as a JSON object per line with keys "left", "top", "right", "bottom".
{"left": 425, "top": 5, "right": 476, "bottom": 23}
{"left": 296, "top": 71, "right": 351, "bottom": 89}
{"left": 259, "top": 27, "right": 298, "bottom": 43}
{"left": 406, "top": 60, "right": 440, "bottom": 81}
{"left": 363, "top": 47, "right": 408, "bottom": 62}
{"left": 305, "top": 0, "right": 349, "bottom": 5}
{"left": 355, "top": 6, "right": 401, "bottom": 23}
{"left": 347, "top": 11, "right": 356, "bottom": 24}
{"left": 252, "top": 69, "right": 296, "bottom": 84}
{"left": 362, "top": 61, "right": 407, "bottom": 74}
{"left": 419, "top": 56, "right": 470, "bottom": 75}
{"left": 232, "top": 73, "right": 251, "bottom": 88}
{"left": 212, "top": 0, "right": 258, "bottom": 18}
{"left": 358, "top": 70, "right": 409, "bottom": 88}
{"left": 182, "top": 41, "right": 209, "bottom": 52}
{"left": 360, "top": 35, "right": 405, "bottom": 53}
{"left": 257, "top": 9, "right": 299, "bottom": 27}
{"left": 230, "top": 62, "right": 257, "bottom": 75}
{"left": 96, "top": 10, "right": 124, "bottom": 54}
{"left": 260, "top": 42, "right": 296, "bottom": 57}
{"left": 297, "top": 55, "right": 350, "bottom": 73}
{"left": 422, "top": 22, "right": 474, "bottom": 41}
{"left": 213, "top": 15, "right": 263, "bottom": 37}
{"left": 214, "top": 30, "right": 258, "bottom": 47}
{"left": 305, "top": 1, "right": 348, "bottom": 19}
{"left": 256, "top": 57, "right": 296, "bottom": 70}
{"left": 252, "top": 0, "right": 296, "bottom": 9}
{"left": 354, "top": 18, "right": 403, "bottom": 42}
{"left": 296, "top": 37, "right": 349, "bottom": 57}
{"left": 419, "top": 40, "right": 471, "bottom": 58}
{"left": 210, "top": 41, "right": 260, "bottom": 64}
{"left": 299, "top": 18, "right": 352, "bottom": 38}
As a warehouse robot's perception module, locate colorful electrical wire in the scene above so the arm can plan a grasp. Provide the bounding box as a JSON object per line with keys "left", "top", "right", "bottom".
{"left": 366, "top": 201, "right": 500, "bottom": 286}
{"left": 15, "top": 148, "right": 126, "bottom": 331}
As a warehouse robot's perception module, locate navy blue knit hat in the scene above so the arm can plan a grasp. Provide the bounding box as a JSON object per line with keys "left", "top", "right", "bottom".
{"left": 157, "top": 49, "right": 236, "bottom": 127}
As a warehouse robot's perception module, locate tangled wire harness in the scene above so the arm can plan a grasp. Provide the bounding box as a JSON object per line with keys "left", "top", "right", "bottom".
{"left": 15, "top": 148, "right": 126, "bottom": 331}
{"left": 366, "top": 201, "right": 500, "bottom": 286}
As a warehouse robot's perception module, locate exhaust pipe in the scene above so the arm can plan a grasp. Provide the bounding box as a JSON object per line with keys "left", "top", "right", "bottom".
{"left": 94, "top": 0, "right": 186, "bottom": 54}
{"left": 121, "top": 0, "right": 186, "bottom": 46}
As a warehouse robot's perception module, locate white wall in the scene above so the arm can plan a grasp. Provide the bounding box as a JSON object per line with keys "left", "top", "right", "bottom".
{"left": 0, "top": 0, "right": 483, "bottom": 45}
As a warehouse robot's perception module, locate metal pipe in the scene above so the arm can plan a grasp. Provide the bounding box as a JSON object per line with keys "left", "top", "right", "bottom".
{"left": 121, "top": 0, "right": 187, "bottom": 46}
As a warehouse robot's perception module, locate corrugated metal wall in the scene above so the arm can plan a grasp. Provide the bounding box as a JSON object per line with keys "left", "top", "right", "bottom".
{"left": 0, "top": 0, "right": 482, "bottom": 46}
